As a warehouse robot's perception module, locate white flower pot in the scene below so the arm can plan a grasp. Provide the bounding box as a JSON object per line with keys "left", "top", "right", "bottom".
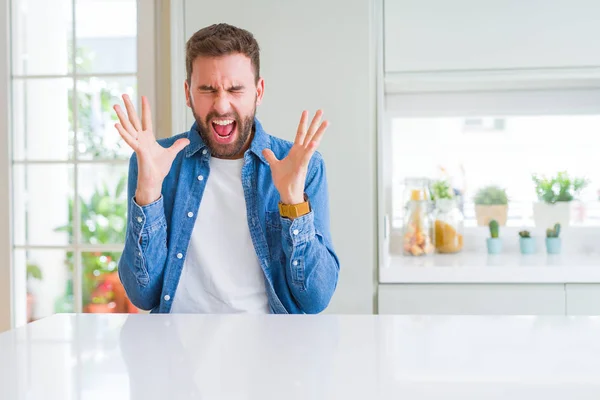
{"left": 532, "top": 201, "right": 571, "bottom": 228}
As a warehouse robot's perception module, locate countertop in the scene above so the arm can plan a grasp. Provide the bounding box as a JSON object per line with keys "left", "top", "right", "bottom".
{"left": 380, "top": 253, "right": 600, "bottom": 283}
{"left": 2, "top": 313, "right": 600, "bottom": 399}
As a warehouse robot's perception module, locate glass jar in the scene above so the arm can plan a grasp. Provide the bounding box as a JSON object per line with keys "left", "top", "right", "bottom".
{"left": 402, "top": 178, "right": 435, "bottom": 257}
{"left": 433, "top": 198, "right": 464, "bottom": 254}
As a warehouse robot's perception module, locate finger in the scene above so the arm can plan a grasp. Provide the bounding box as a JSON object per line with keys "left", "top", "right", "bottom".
{"left": 113, "top": 104, "right": 137, "bottom": 136}
{"left": 294, "top": 110, "right": 309, "bottom": 146}
{"left": 262, "top": 149, "right": 279, "bottom": 165}
{"left": 168, "top": 138, "right": 190, "bottom": 156}
{"left": 302, "top": 120, "right": 328, "bottom": 164}
{"left": 307, "top": 120, "right": 328, "bottom": 149}
{"left": 115, "top": 123, "right": 138, "bottom": 150}
{"left": 304, "top": 109, "right": 323, "bottom": 147}
{"left": 141, "top": 96, "right": 153, "bottom": 132}
{"left": 123, "top": 94, "right": 142, "bottom": 132}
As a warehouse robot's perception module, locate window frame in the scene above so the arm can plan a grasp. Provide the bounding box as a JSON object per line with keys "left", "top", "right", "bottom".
{"left": 1, "top": 0, "right": 160, "bottom": 330}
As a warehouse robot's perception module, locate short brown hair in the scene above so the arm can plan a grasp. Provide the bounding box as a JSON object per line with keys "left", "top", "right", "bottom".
{"left": 185, "top": 23, "right": 261, "bottom": 85}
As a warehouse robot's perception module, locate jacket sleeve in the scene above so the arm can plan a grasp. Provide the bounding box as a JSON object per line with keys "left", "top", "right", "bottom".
{"left": 118, "top": 153, "right": 169, "bottom": 310}
{"left": 279, "top": 153, "right": 340, "bottom": 313}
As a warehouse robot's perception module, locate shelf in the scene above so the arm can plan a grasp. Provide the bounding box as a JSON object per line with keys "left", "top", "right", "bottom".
{"left": 380, "top": 253, "right": 600, "bottom": 284}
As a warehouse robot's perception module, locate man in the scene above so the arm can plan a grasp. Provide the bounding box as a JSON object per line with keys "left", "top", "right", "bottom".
{"left": 114, "top": 23, "right": 339, "bottom": 314}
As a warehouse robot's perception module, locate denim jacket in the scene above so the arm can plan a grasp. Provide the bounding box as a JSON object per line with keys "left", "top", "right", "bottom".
{"left": 118, "top": 118, "right": 340, "bottom": 314}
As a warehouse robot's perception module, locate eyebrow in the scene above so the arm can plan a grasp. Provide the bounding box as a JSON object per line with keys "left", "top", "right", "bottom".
{"left": 198, "top": 85, "right": 245, "bottom": 91}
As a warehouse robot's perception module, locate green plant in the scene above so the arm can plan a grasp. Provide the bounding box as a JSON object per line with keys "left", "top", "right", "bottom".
{"left": 54, "top": 174, "right": 127, "bottom": 306}
{"left": 430, "top": 180, "right": 453, "bottom": 201}
{"left": 519, "top": 230, "right": 531, "bottom": 238}
{"left": 90, "top": 280, "right": 115, "bottom": 304}
{"left": 474, "top": 185, "right": 508, "bottom": 205}
{"left": 532, "top": 171, "right": 588, "bottom": 204}
{"left": 489, "top": 219, "right": 500, "bottom": 238}
{"left": 546, "top": 223, "right": 561, "bottom": 238}
{"left": 27, "top": 263, "right": 43, "bottom": 281}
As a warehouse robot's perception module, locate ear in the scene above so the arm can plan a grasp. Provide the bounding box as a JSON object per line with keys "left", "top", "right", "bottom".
{"left": 184, "top": 80, "right": 191, "bottom": 108}
{"left": 255, "top": 77, "right": 265, "bottom": 106}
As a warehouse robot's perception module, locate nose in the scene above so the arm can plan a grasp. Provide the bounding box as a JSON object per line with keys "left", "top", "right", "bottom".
{"left": 212, "top": 90, "right": 231, "bottom": 116}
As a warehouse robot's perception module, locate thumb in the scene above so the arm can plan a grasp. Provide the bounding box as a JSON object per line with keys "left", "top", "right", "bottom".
{"left": 262, "top": 149, "right": 279, "bottom": 165}
{"left": 169, "top": 138, "right": 190, "bottom": 155}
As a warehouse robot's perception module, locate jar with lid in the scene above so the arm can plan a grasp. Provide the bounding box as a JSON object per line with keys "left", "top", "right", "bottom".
{"left": 433, "top": 198, "right": 464, "bottom": 253}
{"left": 402, "top": 178, "right": 435, "bottom": 256}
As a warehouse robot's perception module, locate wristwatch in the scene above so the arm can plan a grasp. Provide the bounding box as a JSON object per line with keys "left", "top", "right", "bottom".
{"left": 278, "top": 194, "right": 311, "bottom": 218}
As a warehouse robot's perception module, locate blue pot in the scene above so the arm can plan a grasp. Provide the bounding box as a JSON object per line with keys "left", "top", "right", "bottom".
{"left": 545, "top": 237, "right": 562, "bottom": 254}
{"left": 486, "top": 238, "right": 503, "bottom": 254}
{"left": 519, "top": 237, "right": 536, "bottom": 254}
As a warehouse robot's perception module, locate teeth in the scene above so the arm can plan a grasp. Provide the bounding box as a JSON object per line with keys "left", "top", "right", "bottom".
{"left": 213, "top": 119, "right": 234, "bottom": 126}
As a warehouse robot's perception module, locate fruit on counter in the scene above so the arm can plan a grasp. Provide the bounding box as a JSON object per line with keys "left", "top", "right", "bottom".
{"left": 434, "top": 219, "right": 463, "bottom": 253}
{"left": 403, "top": 221, "right": 435, "bottom": 256}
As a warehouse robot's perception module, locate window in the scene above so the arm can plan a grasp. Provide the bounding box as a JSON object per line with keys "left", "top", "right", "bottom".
{"left": 382, "top": 87, "right": 600, "bottom": 258}
{"left": 390, "top": 114, "right": 600, "bottom": 229}
{"left": 10, "top": 0, "right": 152, "bottom": 326}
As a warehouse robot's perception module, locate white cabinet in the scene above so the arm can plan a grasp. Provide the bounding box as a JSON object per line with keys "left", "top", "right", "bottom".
{"left": 566, "top": 284, "right": 600, "bottom": 315}
{"left": 384, "top": 0, "right": 600, "bottom": 73}
{"left": 378, "top": 284, "right": 566, "bottom": 315}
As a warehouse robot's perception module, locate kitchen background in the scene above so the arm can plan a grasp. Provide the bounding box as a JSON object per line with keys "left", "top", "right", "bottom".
{"left": 2, "top": 0, "right": 600, "bottom": 331}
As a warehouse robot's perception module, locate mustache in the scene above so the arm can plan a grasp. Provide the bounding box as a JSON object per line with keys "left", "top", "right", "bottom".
{"left": 206, "top": 111, "right": 240, "bottom": 123}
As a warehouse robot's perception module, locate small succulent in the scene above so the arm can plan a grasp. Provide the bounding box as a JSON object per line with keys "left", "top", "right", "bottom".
{"left": 519, "top": 230, "right": 531, "bottom": 238}
{"left": 489, "top": 219, "right": 499, "bottom": 239}
{"left": 546, "top": 223, "right": 561, "bottom": 238}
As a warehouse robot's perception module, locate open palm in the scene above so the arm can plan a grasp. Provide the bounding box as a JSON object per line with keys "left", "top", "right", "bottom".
{"left": 262, "top": 110, "right": 328, "bottom": 205}
{"left": 114, "top": 95, "right": 189, "bottom": 204}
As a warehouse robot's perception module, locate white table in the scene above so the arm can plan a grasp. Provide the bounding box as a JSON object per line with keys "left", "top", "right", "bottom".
{"left": 2, "top": 313, "right": 600, "bottom": 399}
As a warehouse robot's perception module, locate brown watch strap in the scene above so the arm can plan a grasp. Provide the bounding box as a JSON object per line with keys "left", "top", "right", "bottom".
{"left": 278, "top": 194, "right": 311, "bottom": 218}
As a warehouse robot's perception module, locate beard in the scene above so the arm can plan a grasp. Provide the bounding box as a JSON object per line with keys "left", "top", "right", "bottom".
{"left": 191, "top": 102, "right": 256, "bottom": 159}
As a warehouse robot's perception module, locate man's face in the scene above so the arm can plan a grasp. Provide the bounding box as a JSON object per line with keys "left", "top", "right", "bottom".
{"left": 185, "top": 53, "right": 264, "bottom": 159}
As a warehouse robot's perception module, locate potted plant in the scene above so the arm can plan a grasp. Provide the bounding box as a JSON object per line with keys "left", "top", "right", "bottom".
{"left": 486, "top": 219, "right": 502, "bottom": 254}
{"left": 545, "top": 223, "right": 562, "bottom": 254}
{"left": 85, "top": 279, "right": 117, "bottom": 314}
{"left": 26, "top": 263, "right": 42, "bottom": 323}
{"left": 518, "top": 230, "right": 536, "bottom": 255}
{"left": 473, "top": 185, "right": 509, "bottom": 226}
{"left": 532, "top": 171, "right": 588, "bottom": 227}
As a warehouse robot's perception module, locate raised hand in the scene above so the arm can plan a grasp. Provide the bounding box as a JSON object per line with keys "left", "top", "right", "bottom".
{"left": 114, "top": 95, "right": 190, "bottom": 206}
{"left": 262, "top": 110, "right": 328, "bottom": 205}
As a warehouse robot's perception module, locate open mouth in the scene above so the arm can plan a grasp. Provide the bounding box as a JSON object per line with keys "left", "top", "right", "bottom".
{"left": 211, "top": 119, "right": 237, "bottom": 144}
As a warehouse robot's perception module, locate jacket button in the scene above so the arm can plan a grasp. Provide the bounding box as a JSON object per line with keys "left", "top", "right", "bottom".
{"left": 164, "top": 295, "right": 171, "bottom": 301}
{"left": 137, "top": 217, "right": 143, "bottom": 223}
{"left": 177, "top": 253, "right": 183, "bottom": 259}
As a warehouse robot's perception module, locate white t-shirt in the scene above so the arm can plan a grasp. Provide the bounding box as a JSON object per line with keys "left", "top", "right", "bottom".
{"left": 170, "top": 157, "right": 270, "bottom": 314}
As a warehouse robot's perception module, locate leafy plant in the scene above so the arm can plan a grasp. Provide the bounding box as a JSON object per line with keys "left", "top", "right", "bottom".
{"left": 474, "top": 185, "right": 508, "bottom": 206}
{"left": 532, "top": 171, "right": 588, "bottom": 204}
{"left": 91, "top": 280, "right": 116, "bottom": 305}
{"left": 489, "top": 219, "right": 500, "bottom": 238}
{"left": 430, "top": 180, "right": 454, "bottom": 201}
{"left": 519, "top": 230, "right": 531, "bottom": 238}
{"left": 546, "top": 223, "right": 561, "bottom": 238}
{"left": 27, "top": 263, "right": 43, "bottom": 281}
{"left": 54, "top": 174, "right": 127, "bottom": 306}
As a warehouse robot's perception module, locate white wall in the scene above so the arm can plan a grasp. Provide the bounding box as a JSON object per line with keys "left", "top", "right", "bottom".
{"left": 384, "top": 0, "right": 600, "bottom": 73}
{"left": 178, "top": 0, "right": 378, "bottom": 313}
